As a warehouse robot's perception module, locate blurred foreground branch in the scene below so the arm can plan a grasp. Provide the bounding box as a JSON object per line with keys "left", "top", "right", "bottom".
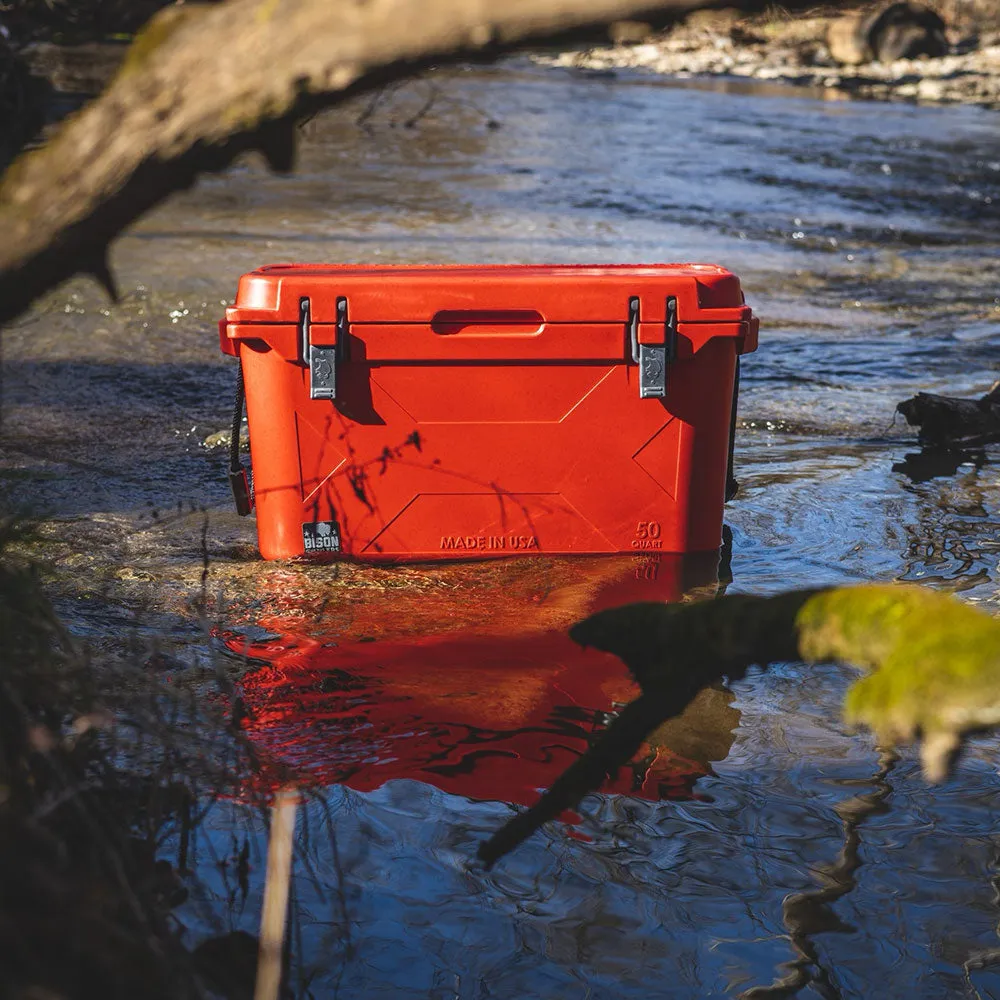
{"left": 255, "top": 786, "right": 297, "bottom": 1000}
{"left": 479, "top": 584, "right": 1000, "bottom": 866}
{"left": 0, "top": 0, "right": 742, "bottom": 325}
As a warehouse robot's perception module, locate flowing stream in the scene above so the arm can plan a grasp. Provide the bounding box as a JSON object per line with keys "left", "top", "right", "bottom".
{"left": 3, "top": 62, "right": 1000, "bottom": 998}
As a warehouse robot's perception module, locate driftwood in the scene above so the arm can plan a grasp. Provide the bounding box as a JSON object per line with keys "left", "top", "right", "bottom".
{"left": 896, "top": 382, "right": 1000, "bottom": 448}
{"left": 0, "top": 0, "right": 754, "bottom": 326}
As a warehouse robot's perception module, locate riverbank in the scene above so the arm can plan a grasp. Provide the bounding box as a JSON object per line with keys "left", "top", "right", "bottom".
{"left": 535, "top": 7, "right": 1000, "bottom": 109}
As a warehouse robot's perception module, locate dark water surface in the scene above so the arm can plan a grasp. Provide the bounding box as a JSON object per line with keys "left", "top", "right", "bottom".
{"left": 4, "top": 64, "right": 1000, "bottom": 998}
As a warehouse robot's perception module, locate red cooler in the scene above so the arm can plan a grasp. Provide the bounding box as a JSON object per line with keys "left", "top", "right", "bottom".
{"left": 219, "top": 264, "right": 758, "bottom": 561}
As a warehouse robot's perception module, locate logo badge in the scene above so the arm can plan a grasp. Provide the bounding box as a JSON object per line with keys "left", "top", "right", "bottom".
{"left": 642, "top": 352, "right": 664, "bottom": 381}
{"left": 302, "top": 521, "right": 341, "bottom": 553}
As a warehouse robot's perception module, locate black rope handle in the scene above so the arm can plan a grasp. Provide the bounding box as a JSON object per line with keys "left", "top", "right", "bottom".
{"left": 229, "top": 359, "right": 253, "bottom": 515}
{"left": 725, "top": 356, "right": 740, "bottom": 502}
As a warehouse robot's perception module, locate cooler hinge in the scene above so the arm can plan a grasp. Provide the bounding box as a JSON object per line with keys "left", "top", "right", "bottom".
{"left": 300, "top": 296, "right": 347, "bottom": 401}
{"left": 628, "top": 295, "right": 677, "bottom": 399}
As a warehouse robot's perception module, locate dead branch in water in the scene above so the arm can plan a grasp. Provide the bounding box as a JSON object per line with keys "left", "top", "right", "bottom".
{"left": 478, "top": 591, "right": 815, "bottom": 867}
{"left": 896, "top": 383, "right": 1000, "bottom": 448}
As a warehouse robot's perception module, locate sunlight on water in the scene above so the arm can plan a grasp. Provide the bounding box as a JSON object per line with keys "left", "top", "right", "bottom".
{"left": 8, "top": 63, "right": 1000, "bottom": 998}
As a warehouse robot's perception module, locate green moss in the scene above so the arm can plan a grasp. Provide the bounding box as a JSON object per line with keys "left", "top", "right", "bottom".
{"left": 797, "top": 585, "right": 1000, "bottom": 778}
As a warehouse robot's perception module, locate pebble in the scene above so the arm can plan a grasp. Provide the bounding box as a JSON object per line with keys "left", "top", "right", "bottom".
{"left": 917, "top": 78, "right": 946, "bottom": 99}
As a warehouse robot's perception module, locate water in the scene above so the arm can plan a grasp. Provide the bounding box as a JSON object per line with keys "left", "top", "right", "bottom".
{"left": 3, "top": 63, "right": 1000, "bottom": 997}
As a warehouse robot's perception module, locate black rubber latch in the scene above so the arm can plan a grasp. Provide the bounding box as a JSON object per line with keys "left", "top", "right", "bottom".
{"left": 230, "top": 468, "right": 253, "bottom": 516}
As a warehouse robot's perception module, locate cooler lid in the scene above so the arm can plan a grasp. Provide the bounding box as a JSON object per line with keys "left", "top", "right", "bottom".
{"left": 226, "top": 263, "right": 751, "bottom": 326}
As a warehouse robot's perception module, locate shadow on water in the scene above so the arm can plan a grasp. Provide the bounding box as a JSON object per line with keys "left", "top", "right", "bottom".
{"left": 892, "top": 446, "right": 990, "bottom": 484}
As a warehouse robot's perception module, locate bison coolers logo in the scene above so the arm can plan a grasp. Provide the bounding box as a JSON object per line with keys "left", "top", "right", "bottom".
{"left": 302, "top": 521, "right": 341, "bottom": 553}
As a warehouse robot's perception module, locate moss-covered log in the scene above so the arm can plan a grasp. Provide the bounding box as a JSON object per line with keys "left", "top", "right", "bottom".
{"left": 479, "top": 584, "right": 1000, "bottom": 867}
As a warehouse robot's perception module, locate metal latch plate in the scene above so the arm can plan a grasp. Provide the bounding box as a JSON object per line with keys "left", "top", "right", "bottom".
{"left": 631, "top": 295, "right": 677, "bottom": 399}
{"left": 301, "top": 296, "right": 345, "bottom": 401}
{"left": 639, "top": 345, "right": 668, "bottom": 399}
{"left": 309, "top": 345, "right": 337, "bottom": 400}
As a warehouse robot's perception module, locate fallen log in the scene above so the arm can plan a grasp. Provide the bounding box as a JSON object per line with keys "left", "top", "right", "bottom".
{"left": 896, "top": 382, "right": 1000, "bottom": 448}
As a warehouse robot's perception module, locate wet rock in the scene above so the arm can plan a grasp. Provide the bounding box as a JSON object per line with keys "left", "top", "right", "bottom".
{"left": 203, "top": 426, "right": 249, "bottom": 450}
{"left": 828, "top": 3, "right": 948, "bottom": 66}
{"left": 534, "top": 4, "right": 1000, "bottom": 109}
{"left": 916, "top": 76, "right": 946, "bottom": 100}
{"left": 937, "top": 0, "right": 1000, "bottom": 33}
{"left": 828, "top": 14, "right": 871, "bottom": 65}
{"left": 869, "top": 2, "right": 948, "bottom": 61}
{"left": 758, "top": 16, "right": 835, "bottom": 48}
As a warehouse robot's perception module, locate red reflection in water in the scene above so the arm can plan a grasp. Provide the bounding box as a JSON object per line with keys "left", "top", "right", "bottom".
{"left": 227, "top": 554, "right": 738, "bottom": 810}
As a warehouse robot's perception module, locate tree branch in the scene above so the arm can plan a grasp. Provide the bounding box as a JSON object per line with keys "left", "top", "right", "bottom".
{"left": 0, "top": 0, "right": 719, "bottom": 325}
{"left": 478, "top": 585, "right": 1000, "bottom": 866}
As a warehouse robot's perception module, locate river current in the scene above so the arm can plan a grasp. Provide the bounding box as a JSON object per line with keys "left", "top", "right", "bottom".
{"left": 3, "top": 62, "right": 1000, "bottom": 998}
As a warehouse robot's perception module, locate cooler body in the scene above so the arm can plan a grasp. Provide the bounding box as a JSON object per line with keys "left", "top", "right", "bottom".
{"left": 219, "top": 264, "right": 758, "bottom": 561}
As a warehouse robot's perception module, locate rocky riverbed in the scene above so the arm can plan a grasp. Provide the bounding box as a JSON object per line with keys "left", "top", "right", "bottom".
{"left": 535, "top": 7, "right": 1000, "bottom": 109}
